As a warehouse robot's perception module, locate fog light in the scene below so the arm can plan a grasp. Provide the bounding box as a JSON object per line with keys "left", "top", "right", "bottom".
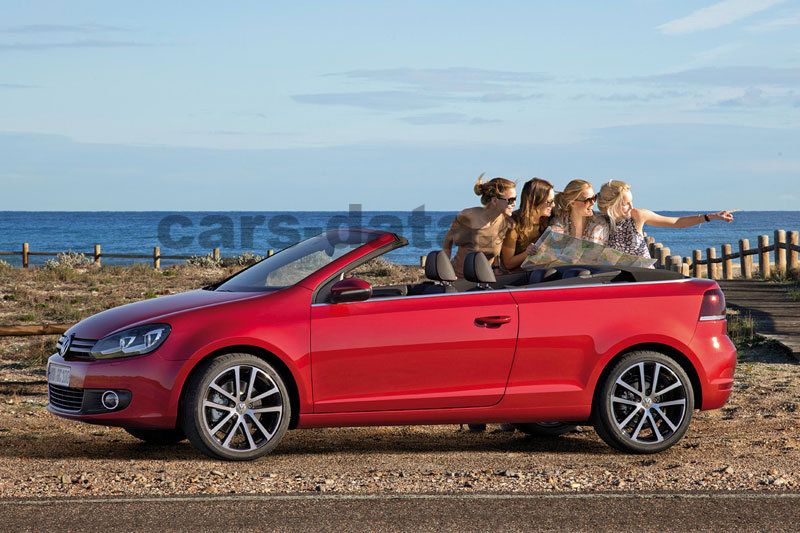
{"left": 101, "top": 390, "right": 120, "bottom": 410}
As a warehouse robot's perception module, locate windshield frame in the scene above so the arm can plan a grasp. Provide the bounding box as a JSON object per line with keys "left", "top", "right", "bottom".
{"left": 209, "top": 228, "right": 399, "bottom": 293}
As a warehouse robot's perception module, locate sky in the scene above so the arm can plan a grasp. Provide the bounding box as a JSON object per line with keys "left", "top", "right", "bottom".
{"left": 0, "top": 0, "right": 798, "bottom": 211}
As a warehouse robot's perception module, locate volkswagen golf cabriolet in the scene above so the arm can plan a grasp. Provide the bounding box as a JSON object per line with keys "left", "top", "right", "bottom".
{"left": 47, "top": 228, "right": 736, "bottom": 460}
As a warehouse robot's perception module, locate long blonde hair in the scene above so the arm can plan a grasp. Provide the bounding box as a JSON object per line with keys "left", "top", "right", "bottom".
{"left": 598, "top": 179, "right": 631, "bottom": 228}
{"left": 474, "top": 173, "right": 516, "bottom": 206}
{"left": 553, "top": 179, "right": 591, "bottom": 219}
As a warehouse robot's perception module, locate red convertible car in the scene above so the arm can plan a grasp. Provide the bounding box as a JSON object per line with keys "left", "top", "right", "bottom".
{"left": 47, "top": 228, "right": 736, "bottom": 460}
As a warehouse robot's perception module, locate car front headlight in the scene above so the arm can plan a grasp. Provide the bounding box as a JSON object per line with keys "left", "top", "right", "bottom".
{"left": 91, "top": 324, "right": 171, "bottom": 359}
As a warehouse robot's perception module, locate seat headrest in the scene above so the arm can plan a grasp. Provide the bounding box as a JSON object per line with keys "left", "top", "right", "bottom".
{"left": 424, "top": 251, "right": 457, "bottom": 283}
{"left": 563, "top": 268, "right": 592, "bottom": 279}
{"left": 463, "top": 252, "right": 496, "bottom": 284}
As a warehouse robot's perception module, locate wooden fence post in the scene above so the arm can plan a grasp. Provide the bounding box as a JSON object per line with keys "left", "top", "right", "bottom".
{"left": 739, "top": 239, "right": 752, "bottom": 279}
{"left": 670, "top": 255, "right": 681, "bottom": 273}
{"left": 758, "top": 235, "right": 771, "bottom": 279}
{"left": 706, "top": 247, "right": 717, "bottom": 280}
{"left": 653, "top": 243, "right": 663, "bottom": 266}
{"left": 93, "top": 244, "right": 101, "bottom": 267}
{"left": 267, "top": 249, "right": 274, "bottom": 257}
{"left": 789, "top": 231, "right": 799, "bottom": 273}
{"left": 153, "top": 246, "right": 160, "bottom": 270}
{"left": 722, "top": 243, "right": 733, "bottom": 280}
{"left": 692, "top": 250, "right": 702, "bottom": 278}
{"left": 682, "top": 257, "right": 691, "bottom": 277}
{"left": 420, "top": 255, "right": 427, "bottom": 268}
{"left": 775, "top": 230, "right": 787, "bottom": 276}
{"left": 658, "top": 247, "right": 670, "bottom": 269}
{"left": 213, "top": 248, "right": 221, "bottom": 262}
{"left": 22, "top": 243, "right": 29, "bottom": 269}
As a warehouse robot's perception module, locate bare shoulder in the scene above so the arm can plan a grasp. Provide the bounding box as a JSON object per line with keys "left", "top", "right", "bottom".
{"left": 631, "top": 207, "right": 653, "bottom": 221}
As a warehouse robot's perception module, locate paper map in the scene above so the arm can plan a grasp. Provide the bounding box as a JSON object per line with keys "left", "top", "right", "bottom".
{"left": 521, "top": 227, "right": 656, "bottom": 270}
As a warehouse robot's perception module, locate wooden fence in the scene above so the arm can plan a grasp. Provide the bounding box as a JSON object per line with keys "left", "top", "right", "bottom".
{"left": 648, "top": 229, "right": 800, "bottom": 280}
{"left": 0, "top": 243, "right": 276, "bottom": 269}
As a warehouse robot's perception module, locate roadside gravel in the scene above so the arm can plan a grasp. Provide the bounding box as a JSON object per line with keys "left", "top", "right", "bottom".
{"left": 0, "top": 344, "right": 797, "bottom": 498}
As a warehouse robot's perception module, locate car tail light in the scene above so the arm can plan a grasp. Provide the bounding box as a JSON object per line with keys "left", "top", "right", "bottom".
{"left": 699, "top": 288, "right": 726, "bottom": 321}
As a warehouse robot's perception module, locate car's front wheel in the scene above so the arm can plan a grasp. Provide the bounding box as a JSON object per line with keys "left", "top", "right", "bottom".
{"left": 593, "top": 351, "right": 694, "bottom": 454}
{"left": 181, "top": 353, "right": 291, "bottom": 461}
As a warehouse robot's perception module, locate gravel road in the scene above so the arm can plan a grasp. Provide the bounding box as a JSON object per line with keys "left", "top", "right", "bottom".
{"left": 0, "top": 344, "right": 797, "bottom": 498}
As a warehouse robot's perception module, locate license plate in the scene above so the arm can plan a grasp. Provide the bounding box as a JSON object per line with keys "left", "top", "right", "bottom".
{"left": 48, "top": 363, "right": 71, "bottom": 387}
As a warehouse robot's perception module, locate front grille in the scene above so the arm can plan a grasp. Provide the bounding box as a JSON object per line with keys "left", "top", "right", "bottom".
{"left": 48, "top": 384, "right": 84, "bottom": 412}
{"left": 55, "top": 335, "right": 97, "bottom": 360}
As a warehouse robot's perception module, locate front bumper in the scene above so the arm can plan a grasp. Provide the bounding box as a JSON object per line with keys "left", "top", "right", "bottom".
{"left": 46, "top": 352, "right": 185, "bottom": 429}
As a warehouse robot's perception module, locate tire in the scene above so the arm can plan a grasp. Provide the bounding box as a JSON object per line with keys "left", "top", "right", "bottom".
{"left": 180, "top": 353, "right": 291, "bottom": 461}
{"left": 592, "top": 351, "right": 694, "bottom": 454}
{"left": 125, "top": 427, "right": 186, "bottom": 445}
{"left": 513, "top": 422, "right": 578, "bottom": 437}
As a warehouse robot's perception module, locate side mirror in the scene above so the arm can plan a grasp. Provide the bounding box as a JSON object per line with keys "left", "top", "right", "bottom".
{"left": 330, "top": 278, "right": 372, "bottom": 303}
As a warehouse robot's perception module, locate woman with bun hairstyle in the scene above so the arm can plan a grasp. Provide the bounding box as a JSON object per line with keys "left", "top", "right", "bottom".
{"left": 500, "top": 177, "right": 555, "bottom": 272}
{"left": 550, "top": 179, "right": 608, "bottom": 243}
{"left": 443, "top": 174, "right": 516, "bottom": 278}
{"left": 598, "top": 179, "right": 734, "bottom": 258}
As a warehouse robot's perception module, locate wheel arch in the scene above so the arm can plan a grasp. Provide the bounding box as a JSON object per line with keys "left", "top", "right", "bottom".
{"left": 591, "top": 342, "right": 703, "bottom": 416}
{"left": 177, "top": 344, "right": 302, "bottom": 430}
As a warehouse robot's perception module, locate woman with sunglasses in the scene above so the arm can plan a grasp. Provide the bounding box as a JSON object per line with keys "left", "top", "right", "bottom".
{"left": 443, "top": 174, "right": 516, "bottom": 278}
{"left": 550, "top": 179, "right": 608, "bottom": 243}
{"left": 598, "top": 179, "right": 734, "bottom": 258}
{"left": 500, "top": 177, "right": 555, "bottom": 272}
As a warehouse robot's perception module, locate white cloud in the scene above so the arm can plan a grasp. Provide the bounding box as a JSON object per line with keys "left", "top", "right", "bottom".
{"left": 658, "top": 0, "right": 786, "bottom": 35}
{"left": 747, "top": 10, "right": 800, "bottom": 32}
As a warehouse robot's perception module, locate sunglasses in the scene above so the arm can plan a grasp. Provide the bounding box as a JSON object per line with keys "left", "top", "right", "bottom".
{"left": 497, "top": 196, "right": 517, "bottom": 205}
{"left": 575, "top": 195, "right": 597, "bottom": 204}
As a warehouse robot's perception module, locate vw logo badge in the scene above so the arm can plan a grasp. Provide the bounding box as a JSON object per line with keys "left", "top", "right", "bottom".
{"left": 60, "top": 334, "right": 72, "bottom": 357}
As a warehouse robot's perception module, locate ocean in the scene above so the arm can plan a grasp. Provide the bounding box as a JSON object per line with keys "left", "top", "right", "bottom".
{"left": 1, "top": 211, "right": 799, "bottom": 267}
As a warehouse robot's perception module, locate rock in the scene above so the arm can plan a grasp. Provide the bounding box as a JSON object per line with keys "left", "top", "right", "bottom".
{"left": 570, "top": 482, "right": 581, "bottom": 489}
{"left": 773, "top": 477, "right": 787, "bottom": 486}
{"left": 60, "top": 474, "right": 71, "bottom": 485}
{"left": 210, "top": 470, "right": 225, "bottom": 477}
{"left": 723, "top": 466, "right": 734, "bottom": 475}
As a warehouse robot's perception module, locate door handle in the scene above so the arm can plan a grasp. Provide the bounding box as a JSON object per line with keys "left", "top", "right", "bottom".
{"left": 474, "top": 315, "right": 512, "bottom": 328}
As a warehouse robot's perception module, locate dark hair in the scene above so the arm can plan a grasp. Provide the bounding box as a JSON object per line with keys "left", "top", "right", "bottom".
{"left": 474, "top": 173, "right": 516, "bottom": 206}
{"left": 513, "top": 177, "right": 553, "bottom": 243}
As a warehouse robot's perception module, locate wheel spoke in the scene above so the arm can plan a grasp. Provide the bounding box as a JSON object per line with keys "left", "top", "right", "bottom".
{"left": 616, "top": 406, "right": 641, "bottom": 430}
{"left": 209, "top": 411, "right": 236, "bottom": 436}
{"left": 631, "top": 412, "right": 648, "bottom": 440}
{"left": 250, "top": 386, "right": 278, "bottom": 402}
{"left": 222, "top": 417, "right": 242, "bottom": 448}
{"left": 653, "top": 405, "right": 679, "bottom": 431}
{"left": 615, "top": 378, "right": 643, "bottom": 398}
{"left": 656, "top": 399, "right": 686, "bottom": 408}
{"left": 647, "top": 412, "right": 664, "bottom": 442}
{"left": 654, "top": 381, "right": 681, "bottom": 396}
{"left": 252, "top": 406, "right": 282, "bottom": 415}
{"left": 210, "top": 383, "right": 237, "bottom": 403}
{"left": 611, "top": 396, "right": 640, "bottom": 407}
{"left": 247, "top": 412, "right": 274, "bottom": 440}
{"left": 652, "top": 363, "right": 661, "bottom": 395}
{"left": 245, "top": 368, "right": 258, "bottom": 401}
{"left": 242, "top": 419, "right": 257, "bottom": 451}
{"left": 203, "top": 400, "right": 234, "bottom": 412}
{"left": 233, "top": 366, "right": 242, "bottom": 399}
{"left": 638, "top": 363, "right": 646, "bottom": 395}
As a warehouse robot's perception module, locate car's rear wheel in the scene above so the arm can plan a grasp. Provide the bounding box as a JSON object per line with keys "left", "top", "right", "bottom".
{"left": 513, "top": 422, "right": 577, "bottom": 437}
{"left": 125, "top": 428, "right": 186, "bottom": 445}
{"left": 181, "top": 353, "right": 291, "bottom": 461}
{"left": 593, "top": 351, "right": 694, "bottom": 454}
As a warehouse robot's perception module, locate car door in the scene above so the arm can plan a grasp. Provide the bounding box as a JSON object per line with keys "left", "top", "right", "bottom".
{"left": 310, "top": 290, "right": 518, "bottom": 413}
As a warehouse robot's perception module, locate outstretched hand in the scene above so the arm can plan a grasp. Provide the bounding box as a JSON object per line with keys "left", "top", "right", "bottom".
{"left": 712, "top": 211, "right": 735, "bottom": 223}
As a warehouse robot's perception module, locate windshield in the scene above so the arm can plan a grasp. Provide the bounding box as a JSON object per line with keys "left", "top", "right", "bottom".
{"left": 214, "top": 229, "right": 386, "bottom": 292}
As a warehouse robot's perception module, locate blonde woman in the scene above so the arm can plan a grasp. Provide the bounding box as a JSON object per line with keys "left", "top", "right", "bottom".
{"left": 598, "top": 179, "right": 734, "bottom": 258}
{"left": 550, "top": 179, "right": 608, "bottom": 243}
{"left": 500, "top": 178, "right": 555, "bottom": 272}
{"left": 442, "top": 174, "right": 516, "bottom": 278}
